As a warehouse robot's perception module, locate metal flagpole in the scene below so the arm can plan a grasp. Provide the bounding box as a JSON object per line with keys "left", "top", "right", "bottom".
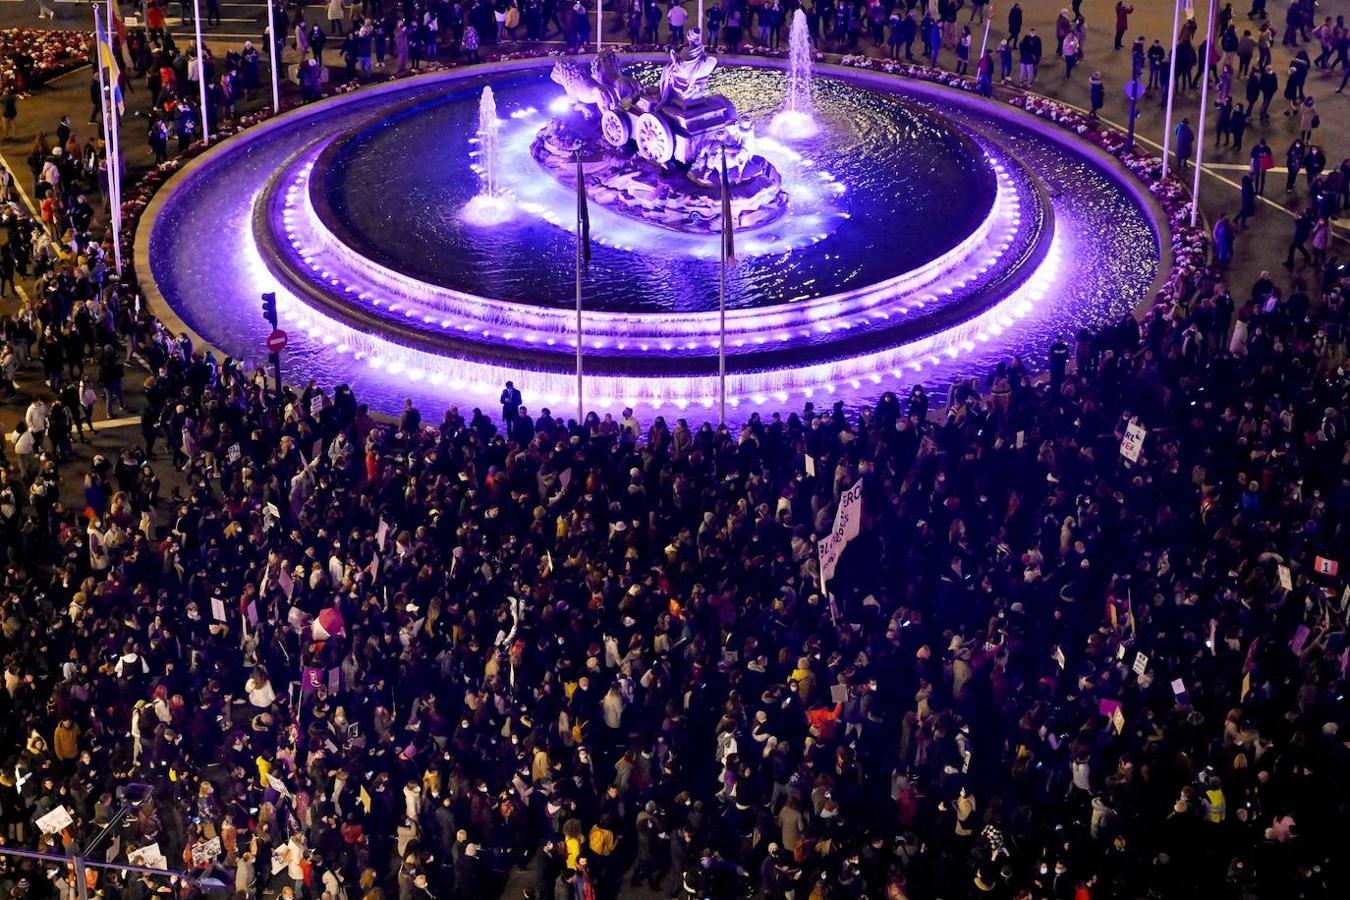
{"left": 1190, "top": 0, "right": 1215, "bottom": 226}
{"left": 978, "top": 5, "right": 994, "bottom": 61}
{"left": 596, "top": 0, "right": 603, "bottom": 52}
{"left": 93, "top": 8, "right": 116, "bottom": 241}
{"left": 575, "top": 199, "right": 584, "bottom": 425}
{"left": 267, "top": 0, "right": 281, "bottom": 111}
{"left": 105, "top": 0, "right": 125, "bottom": 268}
{"left": 1160, "top": 0, "right": 1183, "bottom": 181}
{"left": 193, "top": 0, "right": 210, "bottom": 143}
{"left": 718, "top": 197, "right": 727, "bottom": 428}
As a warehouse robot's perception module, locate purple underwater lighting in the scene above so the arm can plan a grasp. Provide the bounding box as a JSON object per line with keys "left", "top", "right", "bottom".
{"left": 141, "top": 56, "right": 1165, "bottom": 418}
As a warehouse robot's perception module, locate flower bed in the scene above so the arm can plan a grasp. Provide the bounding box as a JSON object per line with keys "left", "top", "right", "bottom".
{"left": 0, "top": 29, "right": 93, "bottom": 92}
{"left": 121, "top": 49, "right": 1204, "bottom": 322}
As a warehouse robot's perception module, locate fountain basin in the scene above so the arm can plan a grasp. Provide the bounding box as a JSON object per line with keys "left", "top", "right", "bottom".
{"left": 140, "top": 57, "right": 1165, "bottom": 415}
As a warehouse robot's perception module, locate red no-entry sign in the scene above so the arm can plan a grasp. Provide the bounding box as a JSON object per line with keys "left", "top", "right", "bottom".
{"left": 267, "top": 329, "right": 288, "bottom": 353}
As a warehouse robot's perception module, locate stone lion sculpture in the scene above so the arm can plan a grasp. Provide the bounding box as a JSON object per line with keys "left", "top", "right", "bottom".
{"left": 550, "top": 50, "right": 640, "bottom": 111}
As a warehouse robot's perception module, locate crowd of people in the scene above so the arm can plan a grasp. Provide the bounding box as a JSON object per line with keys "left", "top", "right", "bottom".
{"left": 0, "top": 3, "right": 1347, "bottom": 900}
{"left": 1, "top": 205, "right": 1348, "bottom": 900}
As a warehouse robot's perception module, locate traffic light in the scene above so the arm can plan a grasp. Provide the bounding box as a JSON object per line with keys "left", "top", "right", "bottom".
{"left": 261, "top": 292, "right": 278, "bottom": 327}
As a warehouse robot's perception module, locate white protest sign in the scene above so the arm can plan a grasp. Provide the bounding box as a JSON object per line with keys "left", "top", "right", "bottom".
{"left": 36, "top": 805, "right": 73, "bottom": 834}
{"left": 128, "top": 842, "right": 168, "bottom": 869}
{"left": 818, "top": 479, "right": 865, "bottom": 594}
{"left": 226, "top": 443, "right": 241, "bottom": 464}
{"left": 1120, "top": 420, "right": 1146, "bottom": 463}
{"left": 190, "top": 836, "right": 222, "bottom": 866}
{"left": 267, "top": 775, "right": 293, "bottom": 799}
{"left": 1278, "top": 564, "right": 1293, "bottom": 592}
{"left": 1132, "top": 652, "right": 1149, "bottom": 676}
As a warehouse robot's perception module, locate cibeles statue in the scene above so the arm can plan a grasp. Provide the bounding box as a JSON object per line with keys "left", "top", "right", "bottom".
{"left": 532, "top": 43, "right": 787, "bottom": 234}
{"left": 659, "top": 28, "right": 719, "bottom": 105}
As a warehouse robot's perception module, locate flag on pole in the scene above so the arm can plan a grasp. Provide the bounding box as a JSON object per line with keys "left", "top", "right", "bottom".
{"left": 575, "top": 153, "right": 591, "bottom": 268}
{"left": 94, "top": 15, "right": 124, "bottom": 114}
{"left": 719, "top": 148, "right": 736, "bottom": 266}
{"left": 111, "top": 6, "right": 129, "bottom": 45}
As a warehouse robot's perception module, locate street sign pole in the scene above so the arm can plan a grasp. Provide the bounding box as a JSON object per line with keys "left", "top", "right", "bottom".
{"left": 262, "top": 294, "right": 284, "bottom": 404}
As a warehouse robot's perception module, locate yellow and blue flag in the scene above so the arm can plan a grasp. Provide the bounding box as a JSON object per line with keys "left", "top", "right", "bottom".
{"left": 94, "top": 13, "right": 124, "bottom": 115}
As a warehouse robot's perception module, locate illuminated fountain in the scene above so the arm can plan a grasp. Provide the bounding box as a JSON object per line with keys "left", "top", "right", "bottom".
{"left": 770, "top": 11, "right": 819, "bottom": 140}
{"left": 462, "top": 86, "right": 516, "bottom": 225}
{"left": 142, "top": 52, "right": 1165, "bottom": 418}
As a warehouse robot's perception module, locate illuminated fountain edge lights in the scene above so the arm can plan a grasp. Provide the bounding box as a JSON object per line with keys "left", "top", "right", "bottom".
{"left": 254, "top": 138, "right": 1052, "bottom": 374}
{"left": 264, "top": 126, "right": 1036, "bottom": 346}
{"left": 264, "top": 230, "right": 1065, "bottom": 410}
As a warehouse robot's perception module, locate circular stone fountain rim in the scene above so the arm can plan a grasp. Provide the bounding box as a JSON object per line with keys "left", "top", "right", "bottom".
{"left": 136, "top": 55, "right": 1174, "bottom": 382}
{"left": 302, "top": 77, "right": 1001, "bottom": 315}
{"left": 255, "top": 143, "right": 1050, "bottom": 376}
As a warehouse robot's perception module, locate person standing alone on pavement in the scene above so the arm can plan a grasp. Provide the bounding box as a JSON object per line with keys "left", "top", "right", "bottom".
{"left": 500, "top": 380, "right": 522, "bottom": 436}
{"left": 1, "top": 85, "right": 16, "bottom": 141}
{"left": 1115, "top": 3, "right": 1133, "bottom": 50}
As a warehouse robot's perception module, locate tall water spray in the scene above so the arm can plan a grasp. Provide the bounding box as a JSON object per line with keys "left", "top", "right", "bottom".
{"left": 478, "top": 86, "right": 501, "bottom": 196}
{"left": 770, "top": 10, "right": 819, "bottom": 139}
{"left": 463, "top": 86, "right": 515, "bottom": 224}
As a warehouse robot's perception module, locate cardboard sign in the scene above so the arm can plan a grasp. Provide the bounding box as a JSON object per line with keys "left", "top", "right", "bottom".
{"left": 805, "top": 455, "right": 816, "bottom": 477}
{"left": 376, "top": 519, "right": 389, "bottom": 548}
{"left": 1098, "top": 698, "right": 1121, "bottom": 719}
{"left": 226, "top": 443, "right": 241, "bottom": 464}
{"left": 128, "top": 842, "right": 168, "bottom": 870}
{"left": 35, "top": 805, "right": 73, "bottom": 834}
{"left": 829, "top": 684, "right": 848, "bottom": 704}
{"left": 211, "top": 598, "right": 227, "bottom": 622}
{"left": 1111, "top": 706, "right": 1125, "bottom": 734}
{"left": 276, "top": 568, "right": 295, "bottom": 600}
{"left": 190, "top": 837, "right": 222, "bottom": 866}
{"left": 1132, "top": 652, "right": 1149, "bottom": 676}
{"left": 1120, "top": 420, "right": 1146, "bottom": 463}
{"left": 1314, "top": 556, "right": 1339, "bottom": 577}
{"left": 310, "top": 394, "right": 324, "bottom": 416}
{"left": 1278, "top": 564, "right": 1293, "bottom": 592}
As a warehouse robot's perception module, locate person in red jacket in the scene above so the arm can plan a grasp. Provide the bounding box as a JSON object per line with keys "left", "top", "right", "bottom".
{"left": 1115, "top": 2, "right": 1134, "bottom": 50}
{"left": 805, "top": 702, "right": 842, "bottom": 741}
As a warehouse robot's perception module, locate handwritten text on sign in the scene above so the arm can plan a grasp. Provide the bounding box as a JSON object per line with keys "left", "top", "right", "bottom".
{"left": 819, "top": 479, "right": 864, "bottom": 590}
